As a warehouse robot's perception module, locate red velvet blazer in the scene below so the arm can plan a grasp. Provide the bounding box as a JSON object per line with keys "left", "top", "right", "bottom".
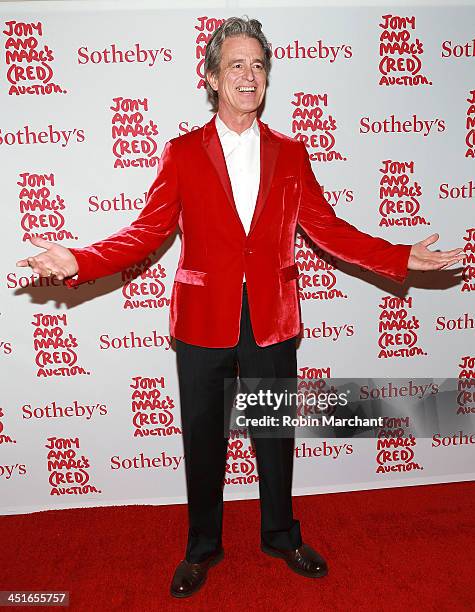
{"left": 67, "top": 116, "right": 411, "bottom": 347}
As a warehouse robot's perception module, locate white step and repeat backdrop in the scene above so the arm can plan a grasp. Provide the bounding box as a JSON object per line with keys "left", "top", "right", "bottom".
{"left": 1, "top": 1, "right": 474, "bottom": 515}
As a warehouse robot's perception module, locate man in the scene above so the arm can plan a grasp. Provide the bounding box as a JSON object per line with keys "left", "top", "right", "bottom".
{"left": 17, "top": 17, "right": 464, "bottom": 598}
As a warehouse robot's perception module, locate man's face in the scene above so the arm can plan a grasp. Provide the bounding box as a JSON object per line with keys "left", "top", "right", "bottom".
{"left": 207, "top": 35, "right": 267, "bottom": 119}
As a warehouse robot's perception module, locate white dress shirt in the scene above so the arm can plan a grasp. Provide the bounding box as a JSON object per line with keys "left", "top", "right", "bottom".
{"left": 215, "top": 113, "right": 260, "bottom": 235}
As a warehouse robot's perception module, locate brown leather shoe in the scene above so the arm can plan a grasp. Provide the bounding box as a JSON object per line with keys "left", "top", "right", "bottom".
{"left": 261, "top": 543, "right": 328, "bottom": 578}
{"left": 170, "top": 549, "right": 224, "bottom": 598}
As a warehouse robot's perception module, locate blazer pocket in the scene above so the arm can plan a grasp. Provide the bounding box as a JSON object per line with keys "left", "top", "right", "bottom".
{"left": 174, "top": 268, "right": 207, "bottom": 286}
{"left": 280, "top": 263, "right": 299, "bottom": 282}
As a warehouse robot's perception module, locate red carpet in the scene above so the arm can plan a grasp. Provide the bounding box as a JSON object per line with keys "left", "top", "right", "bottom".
{"left": 2, "top": 482, "right": 474, "bottom": 611}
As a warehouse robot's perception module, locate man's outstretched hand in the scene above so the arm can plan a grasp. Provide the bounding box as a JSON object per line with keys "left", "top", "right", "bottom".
{"left": 16, "top": 237, "right": 79, "bottom": 281}
{"left": 408, "top": 233, "right": 465, "bottom": 271}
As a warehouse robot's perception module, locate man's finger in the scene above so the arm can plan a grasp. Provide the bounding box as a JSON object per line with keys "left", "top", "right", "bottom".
{"left": 437, "top": 253, "right": 466, "bottom": 264}
{"left": 439, "top": 247, "right": 464, "bottom": 257}
{"left": 29, "top": 236, "right": 54, "bottom": 250}
{"left": 33, "top": 266, "right": 53, "bottom": 277}
{"left": 427, "top": 251, "right": 464, "bottom": 263}
{"left": 440, "top": 258, "right": 464, "bottom": 269}
{"left": 16, "top": 258, "right": 30, "bottom": 267}
{"left": 419, "top": 233, "right": 439, "bottom": 248}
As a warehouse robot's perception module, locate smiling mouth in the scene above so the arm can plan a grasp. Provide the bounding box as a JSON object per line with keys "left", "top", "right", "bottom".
{"left": 236, "top": 86, "right": 256, "bottom": 92}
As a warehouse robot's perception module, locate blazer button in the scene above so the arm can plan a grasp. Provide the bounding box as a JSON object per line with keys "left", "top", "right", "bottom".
{"left": 244, "top": 248, "right": 254, "bottom": 255}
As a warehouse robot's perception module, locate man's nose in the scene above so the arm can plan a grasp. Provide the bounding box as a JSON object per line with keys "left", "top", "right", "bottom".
{"left": 243, "top": 65, "right": 256, "bottom": 81}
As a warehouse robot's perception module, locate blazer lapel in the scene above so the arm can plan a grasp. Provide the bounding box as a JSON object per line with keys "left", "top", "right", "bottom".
{"left": 202, "top": 116, "right": 245, "bottom": 234}
{"left": 249, "top": 120, "right": 280, "bottom": 234}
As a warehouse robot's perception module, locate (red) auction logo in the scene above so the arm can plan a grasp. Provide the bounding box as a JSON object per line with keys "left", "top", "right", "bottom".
{"left": 378, "top": 296, "right": 426, "bottom": 359}
{"left": 195, "top": 16, "right": 224, "bottom": 89}
{"left": 291, "top": 91, "right": 346, "bottom": 162}
{"left": 457, "top": 356, "right": 475, "bottom": 416}
{"left": 17, "top": 172, "right": 78, "bottom": 243}
{"left": 32, "top": 313, "right": 90, "bottom": 378}
{"left": 3, "top": 19, "right": 66, "bottom": 96}
{"left": 465, "top": 89, "right": 475, "bottom": 159}
{"left": 295, "top": 234, "right": 347, "bottom": 301}
{"left": 466, "top": 90, "right": 475, "bottom": 158}
{"left": 111, "top": 96, "right": 159, "bottom": 169}
{"left": 297, "top": 366, "right": 333, "bottom": 418}
{"left": 121, "top": 258, "right": 170, "bottom": 310}
{"left": 378, "top": 160, "right": 428, "bottom": 228}
{"left": 0, "top": 407, "right": 16, "bottom": 445}
{"left": 461, "top": 228, "right": 475, "bottom": 293}
{"left": 375, "top": 417, "right": 423, "bottom": 474}
{"left": 378, "top": 14, "right": 431, "bottom": 86}
{"left": 225, "top": 434, "right": 258, "bottom": 486}
{"left": 130, "top": 375, "right": 181, "bottom": 438}
{"left": 46, "top": 436, "right": 101, "bottom": 496}
{"left": 298, "top": 366, "right": 331, "bottom": 379}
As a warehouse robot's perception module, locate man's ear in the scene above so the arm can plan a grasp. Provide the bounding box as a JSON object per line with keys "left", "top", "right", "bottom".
{"left": 206, "top": 71, "right": 218, "bottom": 92}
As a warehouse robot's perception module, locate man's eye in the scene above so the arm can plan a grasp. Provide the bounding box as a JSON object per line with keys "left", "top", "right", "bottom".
{"left": 234, "top": 63, "right": 242, "bottom": 69}
{"left": 254, "top": 64, "right": 263, "bottom": 69}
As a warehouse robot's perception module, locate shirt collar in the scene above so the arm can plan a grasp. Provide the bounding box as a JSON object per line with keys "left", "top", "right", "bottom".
{"left": 215, "top": 113, "right": 259, "bottom": 140}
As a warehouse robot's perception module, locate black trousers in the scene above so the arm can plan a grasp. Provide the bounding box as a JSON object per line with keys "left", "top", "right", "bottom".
{"left": 176, "top": 284, "right": 302, "bottom": 563}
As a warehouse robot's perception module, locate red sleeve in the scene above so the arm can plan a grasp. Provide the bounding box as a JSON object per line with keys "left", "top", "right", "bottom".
{"left": 297, "top": 143, "right": 411, "bottom": 283}
{"left": 66, "top": 141, "right": 180, "bottom": 287}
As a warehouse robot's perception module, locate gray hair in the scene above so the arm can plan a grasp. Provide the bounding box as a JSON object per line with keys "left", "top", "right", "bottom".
{"left": 204, "top": 17, "right": 272, "bottom": 113}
